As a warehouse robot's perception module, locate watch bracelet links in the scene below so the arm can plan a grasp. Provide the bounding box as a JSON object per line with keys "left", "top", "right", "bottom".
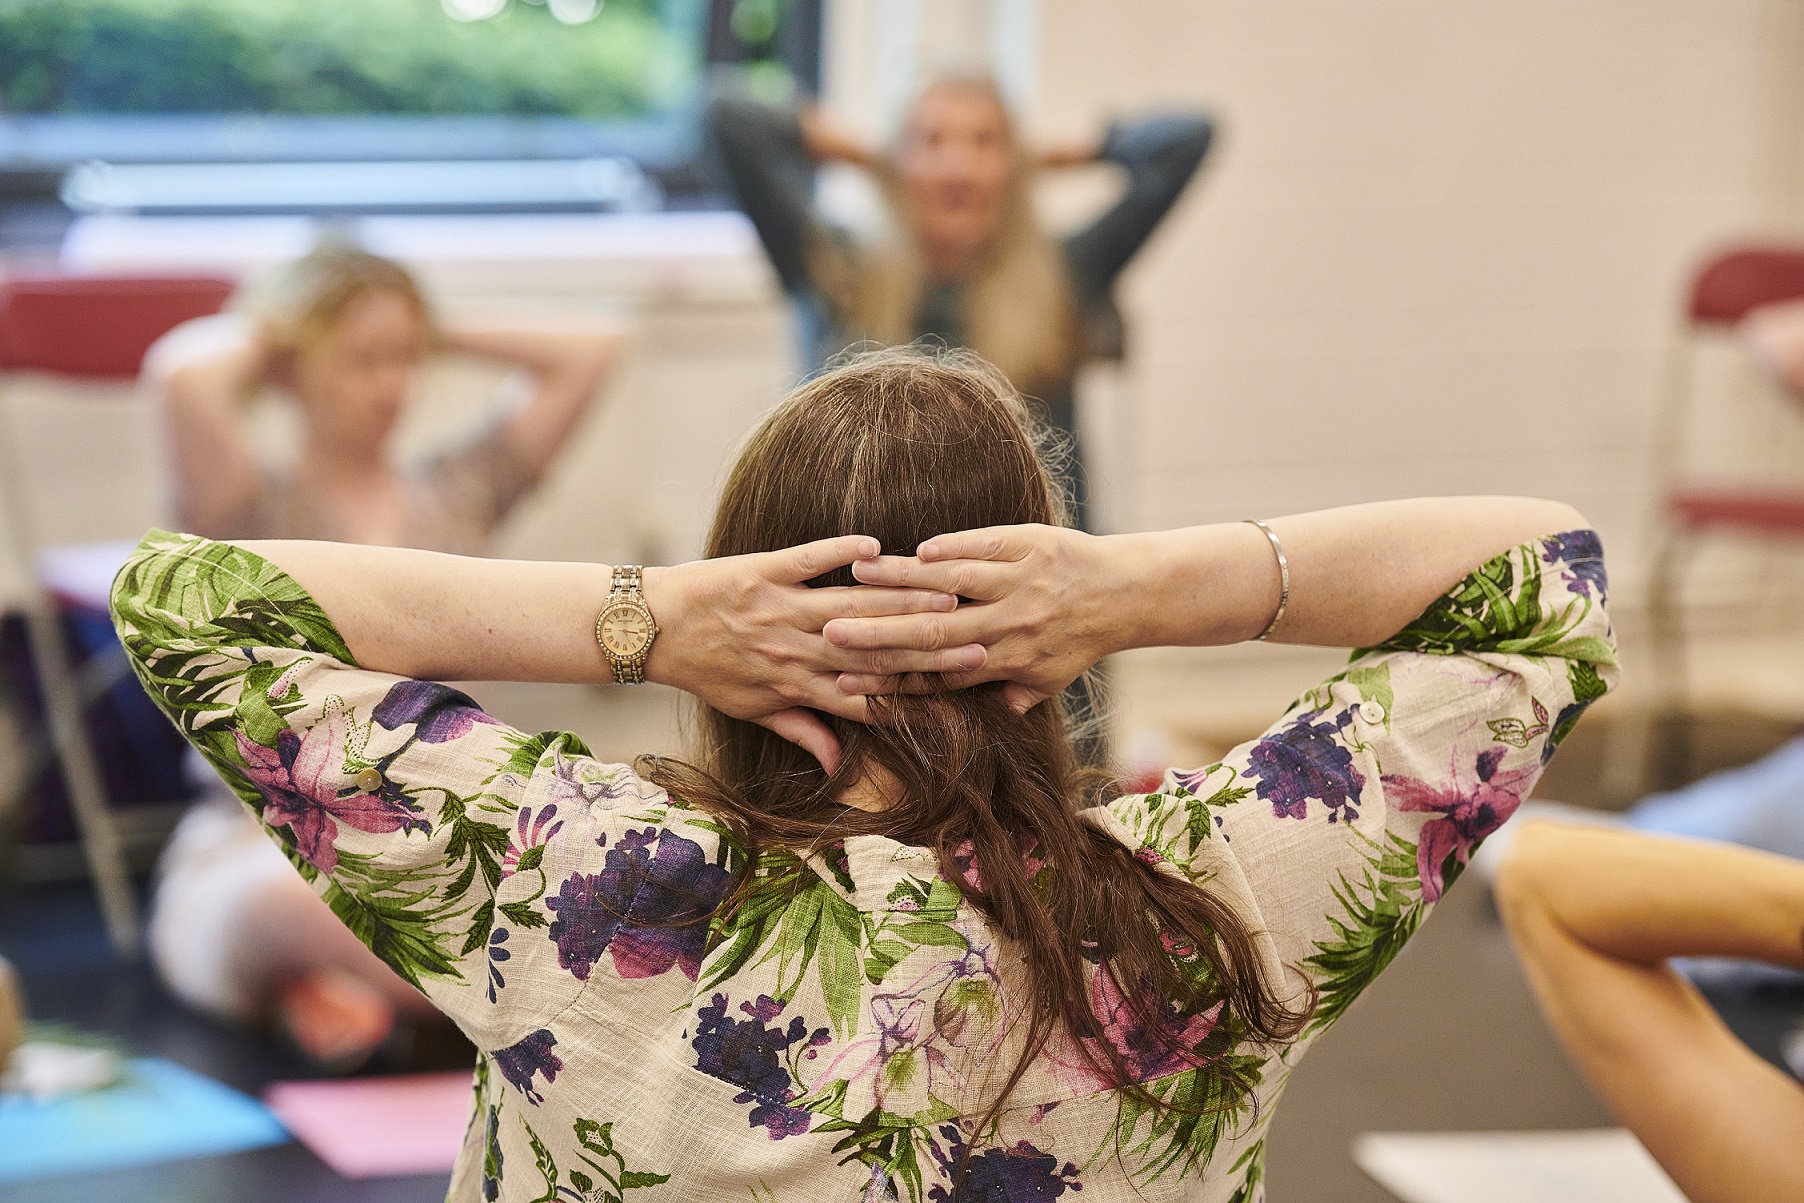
{"left": 598, "top": 564, "right": 650, "bottom": 684}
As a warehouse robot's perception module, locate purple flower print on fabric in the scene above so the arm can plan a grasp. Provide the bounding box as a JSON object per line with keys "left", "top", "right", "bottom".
{"left": 1246, "top": 711, "right": 1365, "bottom": 822}
{"left": 371, "top": 680, "right": 501, "bottom": 744}
{"left": 1384, "top": 746, "right": 1538, "bottom": 902}
{"left": 926, "top": 1125, "right": 1083, "bottom": 1202}
{"left": 501, "top": 804, "right": 563, "bottom": 879}
{"left": 1542, "top": 529, "right": 1608, "bottom": 601}
{"left": 234, "top": 707, "right": 427, "bottom": 874}
{"left": 691, "top": 993, "right": 829, "bottom": 1139}
{"left": 490, "top": 1028, "right": 563, "bottom": 1105}
{"left": 485, "top": 927, "right": 510, "bottom": 1003}
{"left": 545, "top": 827, "right": 729, "bottom": 981}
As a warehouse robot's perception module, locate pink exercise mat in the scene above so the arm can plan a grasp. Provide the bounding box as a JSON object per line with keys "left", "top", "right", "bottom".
{"left": 264, "top": 1071, "right": 474, "bottom": 1179}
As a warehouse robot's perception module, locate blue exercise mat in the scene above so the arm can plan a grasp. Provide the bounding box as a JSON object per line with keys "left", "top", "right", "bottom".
{"left": 0, "top": 1057, "right": 289, "bottom": 1184}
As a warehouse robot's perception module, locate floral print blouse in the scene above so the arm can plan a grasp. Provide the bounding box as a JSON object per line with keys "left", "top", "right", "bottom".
{"left": 111, "top": 527, "right": 1616, "bottom": 1203}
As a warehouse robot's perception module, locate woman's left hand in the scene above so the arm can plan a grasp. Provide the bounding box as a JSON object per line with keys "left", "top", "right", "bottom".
{"left": 643, "top": 535, "right": 985, "bottom": 771}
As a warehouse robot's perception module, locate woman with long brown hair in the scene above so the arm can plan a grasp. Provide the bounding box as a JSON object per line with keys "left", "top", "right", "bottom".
{"left": 111, "top": 349, "right": 1613, "bottom": 1200}
{"left": 710, "top": 76, "right": 1212, "bottom": 529}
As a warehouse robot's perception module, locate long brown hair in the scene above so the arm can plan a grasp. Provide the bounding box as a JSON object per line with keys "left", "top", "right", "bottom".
{"left": 813, "top": 75, "right": 1081, "bottom": 396}
{"left": 642, "top": 347, "right": 1307, "bottom": 1149}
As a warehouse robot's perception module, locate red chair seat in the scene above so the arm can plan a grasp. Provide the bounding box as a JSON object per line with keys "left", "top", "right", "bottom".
{"left": 1669, "top": 488, "right": 1804, "bottom": 535}
{"left": 0, "top": 276, "right": 235, "bottom": 378}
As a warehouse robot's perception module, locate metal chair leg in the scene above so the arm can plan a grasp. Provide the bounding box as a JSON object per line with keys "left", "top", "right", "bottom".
{"left": 0, "top": 394, "right": 140, "bottom": 957}
{"left": 16, "top": 594, "right": 142, "bottom": 957}
{"left": 1646, "top": 527, "right": 1696, "bottom": 791}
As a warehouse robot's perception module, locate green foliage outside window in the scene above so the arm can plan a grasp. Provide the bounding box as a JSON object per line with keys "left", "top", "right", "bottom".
{"left": 0, "top": 0, "right": 698, "bottom": 118}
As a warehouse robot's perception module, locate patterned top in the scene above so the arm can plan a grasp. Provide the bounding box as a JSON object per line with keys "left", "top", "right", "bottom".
{"left": 111, "top": 527, "right": 1616, "bottom": 1203}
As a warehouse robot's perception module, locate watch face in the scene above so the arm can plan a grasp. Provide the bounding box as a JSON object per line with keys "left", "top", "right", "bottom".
{"left": 599, "top": 603, "right": 653, "bottom": 657}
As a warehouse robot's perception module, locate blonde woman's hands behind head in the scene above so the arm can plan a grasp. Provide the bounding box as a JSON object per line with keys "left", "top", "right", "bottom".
{"left": 827, "top": 524, "right": 1133, "bottom": 713}
{"left": 643, "top": 535, "right": 981, "bottom": 772}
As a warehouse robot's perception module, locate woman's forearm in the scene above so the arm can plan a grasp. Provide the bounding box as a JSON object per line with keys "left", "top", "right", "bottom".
{"left": 1498, "top": 822, "right": 1804, "bottom": 970}
{"left": 439, "top": 320, "right": 621, "bottom": 480}
{"left": 798, "top": 107, "right": 875, "bottom": 168}
{"left": 159, "top": 345, "right": 269, "bottom": 537}
{"left": 1117, "top": 496, "right": 1588, "bottom": 650}
{"left": 1498, "top": 823, "right": 1804, "bottom": 1203}
{"left": 242, "top": 540, "right": 615, "bottom": 685}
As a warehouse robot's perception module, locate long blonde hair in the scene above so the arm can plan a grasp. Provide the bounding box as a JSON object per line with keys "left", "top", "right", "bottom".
{"left": 817, "top": 75, "right": 1080, "bottom": 395}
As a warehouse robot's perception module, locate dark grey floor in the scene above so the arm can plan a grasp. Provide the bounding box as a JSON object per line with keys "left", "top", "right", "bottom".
{"left": 0, "top": 882, "right": 454, "bottom": 1203}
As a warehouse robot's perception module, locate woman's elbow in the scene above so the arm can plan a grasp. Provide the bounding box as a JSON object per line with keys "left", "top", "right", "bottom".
{"left": 1493, "top": 819, "right": 1569, "bottom": 926}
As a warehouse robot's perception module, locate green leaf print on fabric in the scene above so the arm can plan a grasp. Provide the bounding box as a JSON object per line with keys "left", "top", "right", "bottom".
{"left": 1302, "top": 829, "right": 1426, "bottom": 1035}
{"left": 1109, "top": 768, "right": 1253, "bottom": 870}
{"left": 806, "top": 1101, "right": 941, "bottom": 1203}
{"left": 1488, "top": 698, "right": 1551, "bottom": 749}
{"left": 700, "top": 852, "right": 867, "bottom": 1038}
{"left": 1547, "top": 659, "right": 1609, "bottom": 752}
{"left": 572, "top": 1118, "right": 672, "bottom": 1201}
{"left": 1102, "top": 1052, "right": 1267, "bottom": 1184}
{"left": 320, "top": 872, "right": 462, "bottom": 988}
{"left": 1224, "top": 1141, "right": 1266, "bottom": 1203}
{"left": 1371, "top": 542, "right": 1542, "bottom": 655}
{"left": 1365, "top": 538, "right": 1615, "bottom": 666}
{"left": 112, "top": 529, "right": 354, "bottom": 673}
{"left": 111, "top": 530, "right": 355, "bottom": 757}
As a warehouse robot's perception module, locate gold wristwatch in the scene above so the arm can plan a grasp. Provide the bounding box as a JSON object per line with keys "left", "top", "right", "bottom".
{"left": 595, "top": 565, "right": 659, "bottom": 684}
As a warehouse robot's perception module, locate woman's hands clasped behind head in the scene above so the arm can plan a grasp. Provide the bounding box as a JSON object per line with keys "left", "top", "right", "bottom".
{"left": 825, "top": 524, "right": 1130, "bottom": 714}
{"left": 643, "top": 535, "right": 986, "bottom": 772}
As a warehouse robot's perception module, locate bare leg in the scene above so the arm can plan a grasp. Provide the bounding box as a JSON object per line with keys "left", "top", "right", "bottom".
{"left": 230, "top": 870, "right": 439, "bottom": 1066}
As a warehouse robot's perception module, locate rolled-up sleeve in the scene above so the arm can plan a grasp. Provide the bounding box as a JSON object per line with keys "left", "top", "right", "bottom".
{"left": 109, "top": 531, "right": 724, "bottom": 1043}
{"left": 707, "top": 93, "right": 828, "bottom": 297}
{"left": 1090, "top": 529, "right": 1617, "bottom": 1031}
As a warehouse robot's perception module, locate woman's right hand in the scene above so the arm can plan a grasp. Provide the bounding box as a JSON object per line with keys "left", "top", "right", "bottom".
{"left": 826, "top": 524, "right": 1135, "bottom": 712}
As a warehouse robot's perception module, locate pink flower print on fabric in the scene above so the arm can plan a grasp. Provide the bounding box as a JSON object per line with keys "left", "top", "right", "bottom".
{"left": 234, "top": 703, "right": 427, "bottom": 874}
{"left": 947, "top": 836, "right": 1047, "bottom": 895}
{"left": 501, "top": 804, "right": 564, "bottom": 879}
{"left": 1383, "top": 746, "right": 1537, "bottom": 902}
{"left": 1053, "top": 970, "right": 1222, "bottom": 1093}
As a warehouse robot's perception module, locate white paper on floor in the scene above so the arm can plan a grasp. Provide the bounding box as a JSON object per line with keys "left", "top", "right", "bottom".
{"left": 1353, "top": 1129, "right": 1687, "bottom": 1203}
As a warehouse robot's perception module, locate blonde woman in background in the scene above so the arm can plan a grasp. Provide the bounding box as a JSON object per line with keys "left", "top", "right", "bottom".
{"left": 709, "top": 75, "right": 1212, "bottom": 531}
{"left": 144, "top": 243, "right": 623, "bottom": 1069}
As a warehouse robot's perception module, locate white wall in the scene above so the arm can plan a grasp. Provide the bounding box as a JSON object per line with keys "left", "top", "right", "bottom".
{"left": 821, "top": 0, "right": 1804, "bottom": 610}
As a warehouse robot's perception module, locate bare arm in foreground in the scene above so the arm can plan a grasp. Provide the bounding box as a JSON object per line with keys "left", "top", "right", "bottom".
{"left": 1497, "top": 821, "right": 1804, "bottom": 1203}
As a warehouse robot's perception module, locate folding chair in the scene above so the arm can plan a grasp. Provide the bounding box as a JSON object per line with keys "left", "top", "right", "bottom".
{"left": 0, "top": 274, "right": 234, "bottom": 957}
{"left": 1616, "top": 248, "right": 1804, "bottom": 793}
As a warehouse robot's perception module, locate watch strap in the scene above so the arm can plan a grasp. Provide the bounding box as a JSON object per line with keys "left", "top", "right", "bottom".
{"left": 597, "top": 565, "right": 654, "bottom": 684}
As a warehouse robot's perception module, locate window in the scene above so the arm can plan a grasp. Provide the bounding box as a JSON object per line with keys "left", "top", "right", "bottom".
{"left": 0, "top": 0, "right": 821, "bottom": 212}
